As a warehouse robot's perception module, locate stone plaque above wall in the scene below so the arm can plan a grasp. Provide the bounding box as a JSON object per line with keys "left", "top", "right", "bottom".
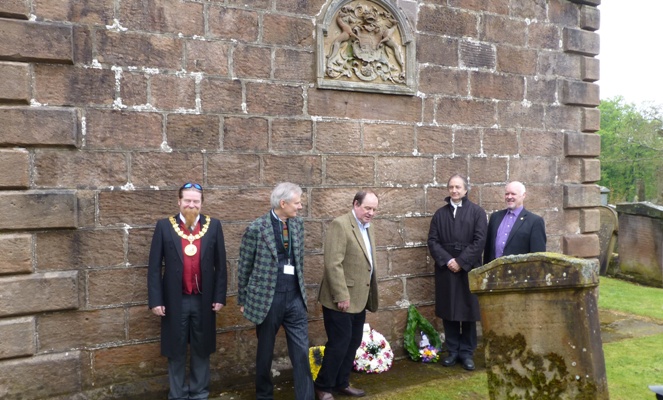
{"left": 317, "top": 0, "right": 416, "bottom": 95}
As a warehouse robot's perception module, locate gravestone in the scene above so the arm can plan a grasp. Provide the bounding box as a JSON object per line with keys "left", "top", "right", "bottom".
{"left": 597, "top": 205, "right": 618, "bottom": 276}
{"left": 616, "top": 202, "right": 663, "bottom": 287}
{"left": 468, "top": 253, "right": 608, "bottom": 399}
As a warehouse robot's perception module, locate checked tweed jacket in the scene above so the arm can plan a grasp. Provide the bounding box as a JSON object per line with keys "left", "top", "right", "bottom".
{"left": 238, "top": 212, "right": 307, "bottom": 325}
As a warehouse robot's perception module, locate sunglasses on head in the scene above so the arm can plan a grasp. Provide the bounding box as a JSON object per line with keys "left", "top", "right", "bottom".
{"left": 181, "top": 182, "right": 203, "bottom": 191}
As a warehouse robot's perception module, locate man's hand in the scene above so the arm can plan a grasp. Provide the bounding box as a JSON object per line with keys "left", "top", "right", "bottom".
{"left": 337, "top": 300, "right": 350, "bottom": 312}
{"left": 447, "top": 258, "right": 461, "bottom": 273}
{"left": 212, "top": 303, "right": 224, "bottom": 312}
{"left": 151, "top": 306, "right": 165, "bottom": 316}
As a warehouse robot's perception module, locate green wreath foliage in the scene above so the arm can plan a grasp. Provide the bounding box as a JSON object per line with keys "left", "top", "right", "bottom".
{"left": 404, "top": 305, "right": 443, "bottom": 361}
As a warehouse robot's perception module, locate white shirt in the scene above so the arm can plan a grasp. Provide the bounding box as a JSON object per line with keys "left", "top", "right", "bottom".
{"left": 352, "top": 210, "right": 373, "bottom": 275}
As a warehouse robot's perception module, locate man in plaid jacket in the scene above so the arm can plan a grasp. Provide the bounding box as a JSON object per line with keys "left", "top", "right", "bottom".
{"left": 238, "top": 182, "right": 313, "bottom": 400}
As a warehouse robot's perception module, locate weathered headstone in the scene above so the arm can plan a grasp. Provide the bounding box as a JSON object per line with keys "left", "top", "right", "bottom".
{"left": 616, "top": 202, "right": 663, "bottom": 287}
{"left": 469, "top": 253, "right": 608, "bottom": 399}
{"left": 597, "top": 205, "right": 618, "bottom": 276}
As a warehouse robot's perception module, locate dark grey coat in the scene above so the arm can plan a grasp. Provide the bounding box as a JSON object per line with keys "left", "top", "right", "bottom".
{"left": 427, "top": 197, "right": 487, "bottom": 322}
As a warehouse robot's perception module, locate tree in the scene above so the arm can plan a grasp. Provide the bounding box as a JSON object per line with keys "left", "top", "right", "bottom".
{"left": 598, "top": 97, "right": 663, "bottom": 204}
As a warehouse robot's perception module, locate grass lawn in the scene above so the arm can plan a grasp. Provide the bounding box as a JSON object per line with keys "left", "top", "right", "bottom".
{"left": 374, "top": 277, "right": 663, "bottom": 400}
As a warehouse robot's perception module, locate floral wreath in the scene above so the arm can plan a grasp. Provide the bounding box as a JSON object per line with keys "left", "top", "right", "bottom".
{"left": 309, "top": 345, "right": 325, "bottom": 381}
{"left": 404, "top": 305, "right": 443, "bottom": 362}
{"left": 353, "top": 324, "right": 393, "bottom": 374}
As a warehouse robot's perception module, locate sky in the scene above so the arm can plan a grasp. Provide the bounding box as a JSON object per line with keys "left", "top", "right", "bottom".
{"left": 598, "top": 1, "right": 663, "bottom": 105}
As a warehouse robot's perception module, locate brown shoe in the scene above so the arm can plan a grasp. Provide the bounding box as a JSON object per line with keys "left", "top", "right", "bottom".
{"left": 335, "top": 386, "right": 366, "bottom": 397}
{"left": 315, "top": 388, "right": 335, "bottom": 400}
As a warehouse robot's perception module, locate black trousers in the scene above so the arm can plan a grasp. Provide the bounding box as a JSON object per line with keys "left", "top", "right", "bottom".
{"left": 315, "top": 307, "right": 365, "bottom": 392}
{"left": 442, "top": 319, "right": 477, "bottom": 360}
{"left": 168, "top": 294, "right": 210, "bottom": 400}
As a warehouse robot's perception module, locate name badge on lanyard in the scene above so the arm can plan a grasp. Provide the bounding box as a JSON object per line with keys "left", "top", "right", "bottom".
{"left": 284, "top": 259, "right": 295, "bottom": 275}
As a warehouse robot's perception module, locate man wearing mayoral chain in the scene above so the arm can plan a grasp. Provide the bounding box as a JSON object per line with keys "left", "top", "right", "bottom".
{"left": 148, "top": 182, "right": 227, "bottom": 400}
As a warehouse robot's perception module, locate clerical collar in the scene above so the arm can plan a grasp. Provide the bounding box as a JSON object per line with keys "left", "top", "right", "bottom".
{"left": 179, "top": 213, "right": 200, "bottom": 231}
{"left": 451, "top": 200, "right": 462, "bottom": 207}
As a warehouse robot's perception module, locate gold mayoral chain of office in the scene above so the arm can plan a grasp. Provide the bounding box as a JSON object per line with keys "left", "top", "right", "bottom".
{"left": 169, "top": 215, "right": 211, "bottom": 257}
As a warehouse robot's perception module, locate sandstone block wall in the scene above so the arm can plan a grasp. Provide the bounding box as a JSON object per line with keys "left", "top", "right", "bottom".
{"left": 0, "top": 0, "right": 601, "bottom": 398}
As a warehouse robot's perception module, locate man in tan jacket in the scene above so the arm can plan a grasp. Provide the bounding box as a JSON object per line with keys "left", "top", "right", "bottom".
{"left": 314, "top": 190, "right": 379, "bottom": 400}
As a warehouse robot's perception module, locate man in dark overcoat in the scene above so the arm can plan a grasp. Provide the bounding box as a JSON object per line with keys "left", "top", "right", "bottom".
{"left": 484, "top": 181, "right": 546, "bottom": 263}
{"left": 237, "top": 182, "right": 313, "bottom": 400}
{"left": 427, "top": 174, "right": 487, "bottom": 371}
{"left": 147, "top": 182, "right": 227, "bottom": 400}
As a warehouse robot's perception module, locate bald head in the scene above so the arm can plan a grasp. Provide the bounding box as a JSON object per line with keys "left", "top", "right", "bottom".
{"left": 504, "top": 181, "right": 526, "bottom": 210}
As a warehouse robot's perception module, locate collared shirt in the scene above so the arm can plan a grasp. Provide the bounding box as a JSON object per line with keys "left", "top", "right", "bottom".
{"left": 179, "top": 213, "right": 200, "bottom": 232}
{"left": 450, "top": 200, "right": 462, "bottom": 217}
{"left": 352, "top": 210, "right": 373, "bottom": 276}
{"left": 494, "top": 206, "right": 523, "bottom": 259}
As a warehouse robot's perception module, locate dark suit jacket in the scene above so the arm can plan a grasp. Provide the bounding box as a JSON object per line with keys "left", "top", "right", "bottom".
{"left": 237, "top": 212, "right": 307, "bottom": 325}
{"left": 147, "top": 214, "right": 227, "bottom": 358}
{"left": 484, "top": 208, "right": 546, "bottom": 264}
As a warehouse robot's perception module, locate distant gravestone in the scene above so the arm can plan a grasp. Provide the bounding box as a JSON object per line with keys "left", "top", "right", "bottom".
{"left": 616, "top": 202, "right": 663, "bottom": 287}
{"left": 597, "top": 205, "right": 618, "bottom": 276}
{"left": 469, "top": 253, "right": 608, "bottom": 400}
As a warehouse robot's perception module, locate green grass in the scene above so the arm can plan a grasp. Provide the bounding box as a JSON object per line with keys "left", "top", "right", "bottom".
{"left": 374, "top": 277, "right": 663, "bottom": 399}
{"left": 598, "top": 276, "right": 663, "bottom": 320}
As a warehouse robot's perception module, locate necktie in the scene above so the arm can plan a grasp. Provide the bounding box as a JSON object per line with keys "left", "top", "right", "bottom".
{"left": 282, "top": 221, "right": 289, "bottom": 250}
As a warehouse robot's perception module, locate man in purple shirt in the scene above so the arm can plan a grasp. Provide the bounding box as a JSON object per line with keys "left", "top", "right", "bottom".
{"left": 484, "top": 181, "right": 546, "bottom": 263}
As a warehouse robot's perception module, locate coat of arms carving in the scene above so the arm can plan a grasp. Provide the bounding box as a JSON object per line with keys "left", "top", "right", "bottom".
{"left": 317, "top": 0, "right": 416, "bottom": 95}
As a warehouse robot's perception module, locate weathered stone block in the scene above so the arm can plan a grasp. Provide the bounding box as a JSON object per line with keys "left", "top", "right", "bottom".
{"left": 459, "top": 39, "right": 495, "bottom": 69}
{"left": 583, "top": 158, "right": 601, "bottom": 182}
{"left": 195, "top": 76, "right": 244, "bottom": 113}
{"left": 233, "top": 44, "right": 272, "bottom": 79}
{"left": 262, "top": 13, "right": 313, "bottom": 48}
{"left": 563, "top": 233, "right": 600, "bottom": 257}
{"left": 131, "top": 152, "right": 204, "bottom": 188}
{"left": 0, "top": 18, "right": 73, "bottom": 63}
{"left": 127, "top": 304, "right": 160, "bottom": 340}
{"left": 496, "top": 45, "right": 537, "bottom": 75}
{"left": 85, "top": 109, "right": 163, "bottom": 150}
{"left": 377, "top": 157, "right": 433, "bottom": 185}
{"left": 469, "top": 156, "right": 508, "bottom": 184}
{"left": 389, "top": 247, "right": 431, "bottom": 276}
{"left": 582, "top": 107, "right": 601, "bottom": 132}
{"left": 469, "top": 254, "right": 607, "bottom": 399}
{"left": 364, "top": 123, "right": 415, "bottom": 153}
{"left": 0, "top": 351, "right": 82, "bottom": 399}
{"left": 419, "top": 66, "right": 468, "bottom": 96}
{"left": 563, "top": 27, "right": 600, "bottom": 56}
{"left": 0, "top": 107, "right": 77, "bottom": 147}
{"left": 38, "top": 308, "right": 125, "bottom": 352}
{"left": 378, "top": 278, "right": 405, "bottom": 308}
{"left": 207, "top": 154, "right": 261, "bottom": 187}
{"left": 561, "top": 80, "right": 600, "bottom": 106}
{"left": 263, "top": 155, "right": 322, "bottom": 185}
{"left": 34, "top": 149, "right": 128, "bottom": 188}
{"left": 616, "top": 202, "right": 663, "bottom": 286}
{"left": 580, "top": 4, "right": 601, "bottom": 31}
{"left": 0, "top": 148, "right": 29, "bottom": 188}
{"left": 471, "top": 71, "right": 524, "bottom": 101}
{"left": 416, "top": 125, "right": 453, "bottom": 155}
{"left": 439, "top": 98, "right": 497, "bottom": 126}
{"left": 580, "top": 208, "right": 600, "bottom": 233}
{"left": 222, "top": 116, "right": 269, "bottom": 151}
{"left": 581, "top": 56, "right": 600, "bottom": 82}
{"left": 521, "top": 130, "right": 564, "bottom": 157}
{"left": 87, "top": 268, "right": 147, "bottom": 307}
{"left": 564, "top": 184, "right": 600, "bottom": 208}
{"left": 406, "top": 275, "right": 435, "bottom": 303}
{"left": 166, "top": 114, "right": 220, "bottom": 151}
{"left": 325, "top": 156, "right": 375, "bottom": 186}
{"left": 96, "top": 30, "right": 183, "bottom": 69}
{"left": 34, "top": 0, "right": 114, "bottom": 25}
{"left": 419, "top": 5, "right": 478, "bottom": 37}
{"left": 529, "top": 21, "right": 561, "bottom": 51}
{"left": 315, "top": 121, "right": 362, "bottom": 153}
{"left": 185, "top": 39, "right": 230, "bottom": 75}
{"left": 34, "top": 64, "right": 115, "bottom": 106}
{"left": 481, "top": 14, "right": 527, "bottom": 46}
{"left": 0, "top": 316, "right": 35, "bottom": 359}
{"left": 308, "top": 88, "right": 422, "bottom": 123}
{"left": 274, "top": 48, "right": 315, "bottom": 82}
{"left": 0, "top": 234, "right": 32, "bottom": 275}
{"left": 416, "top": 34, "right": 458, "bottom": 67}
{"left": 208, "top": 6, "right": 259, "bottom": 42}
{"left": 498, "top": 101, "right": 544, "bottom": 129}
{"left": 565, "top": 132, "right": 600, "bottom": 157}
{"left": 0, "top": 62, "right": 29, "bottom": 102}
{"left": 118, "top": 0, "right": 203, "bottom": 36}
{"left": 0, "top": 271, "right": 78, "bottom": 317}
{"left": 90, "top": 342, "right": 164, "bottom": 388}
{"left": 245, "top": 82, "right": 304, "bottom": 117}
{"left": 35, "top": 229, "right": 125, "bottom": 271}
{"left": 0, "top": 191, "right": 77, "bottom": 230}
{"left": 98, "top": 190, "right": 173, "bottom": 226}
{"left": 150, "top": 74, "right": 197, "bottom": 111}
{"left": 0, "top": 0, "right": 29, "bottom": 18}
{"left": 271, "top": 119, "right": 313, "bottom": 151}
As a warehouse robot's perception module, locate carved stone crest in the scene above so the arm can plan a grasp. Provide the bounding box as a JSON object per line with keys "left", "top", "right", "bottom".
{"left": 317, "top": 0, "right": 416, "bottom": 95}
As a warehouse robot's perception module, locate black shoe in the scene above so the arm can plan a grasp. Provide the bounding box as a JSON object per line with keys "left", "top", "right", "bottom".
{"left": 461, "top": 357, "right": 475, "bottom": 371}
{"left": 442, "top": 355, "right": 457, "bottom": 367}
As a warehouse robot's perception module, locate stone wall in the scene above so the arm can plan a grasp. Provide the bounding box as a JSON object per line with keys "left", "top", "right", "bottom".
{"left": 0, "top": 0, "right": 601, "bottom": 398}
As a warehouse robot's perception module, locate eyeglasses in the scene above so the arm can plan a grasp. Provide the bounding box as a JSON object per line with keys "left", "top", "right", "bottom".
{"left": 181, "top": 182, "right": 203, "bottom": 191}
